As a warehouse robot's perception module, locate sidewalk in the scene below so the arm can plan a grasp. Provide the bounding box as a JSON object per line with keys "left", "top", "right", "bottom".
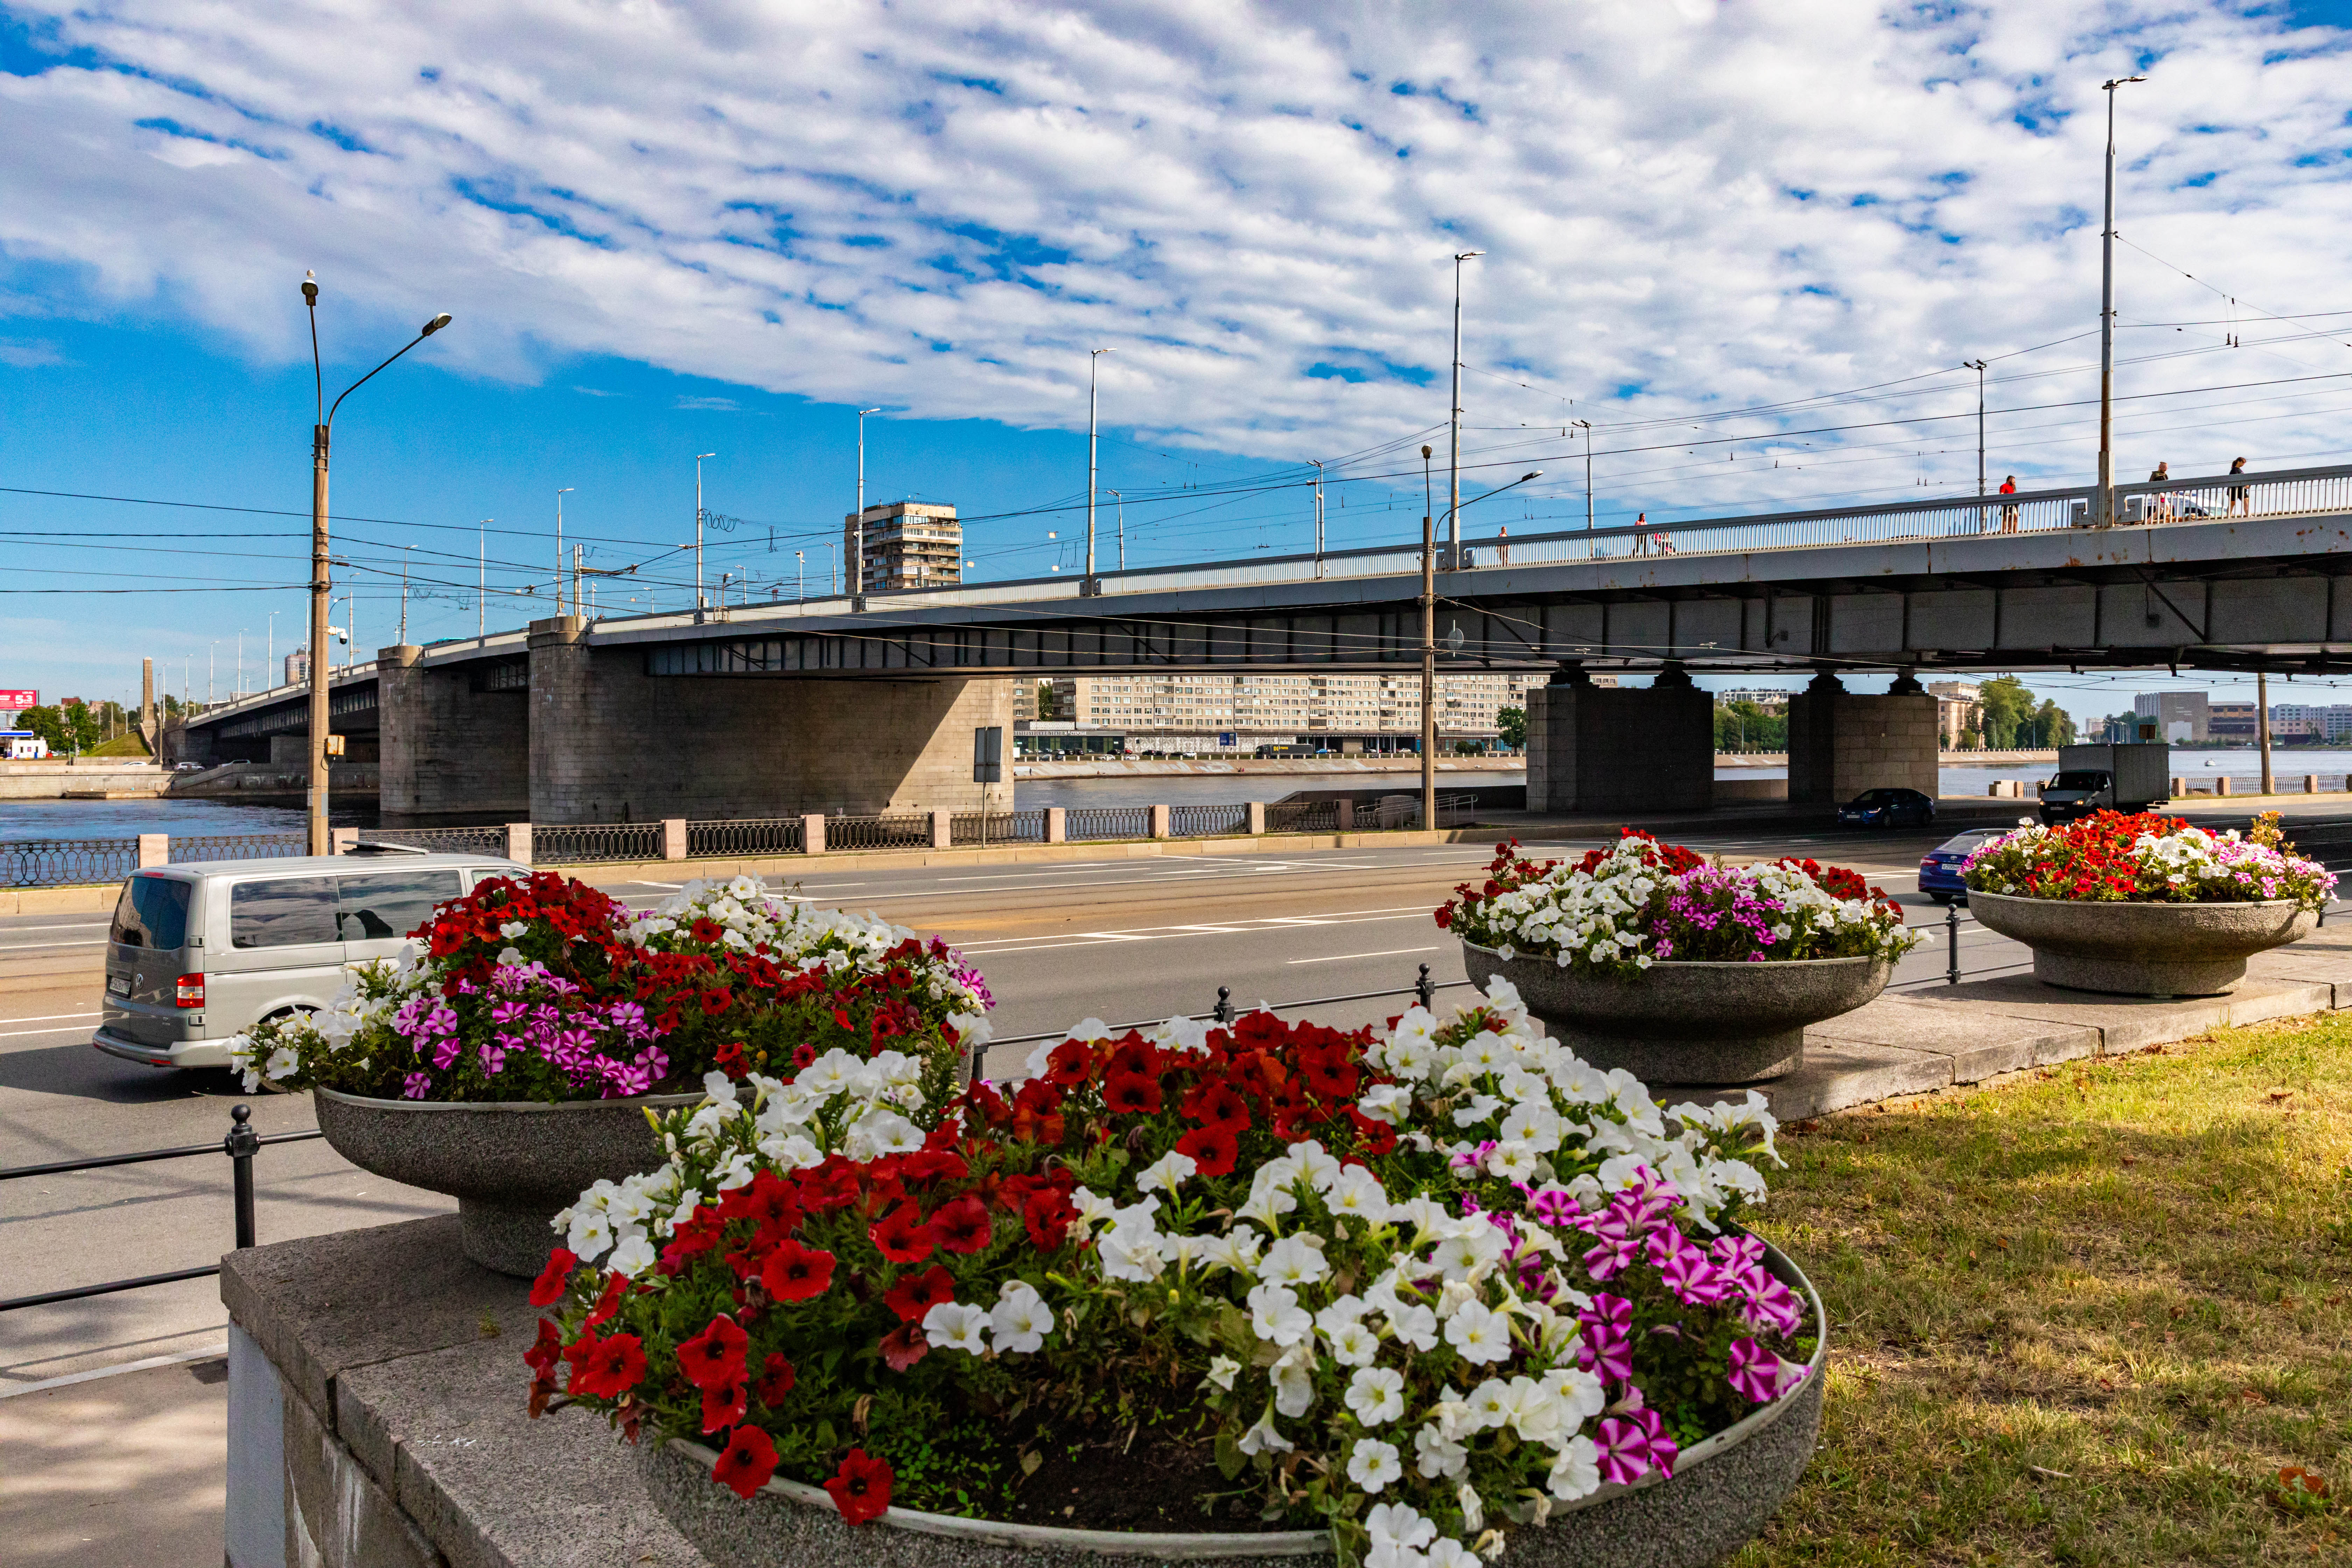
{"left": 0, "top": 1352, "right": 227, "bottom": 1568}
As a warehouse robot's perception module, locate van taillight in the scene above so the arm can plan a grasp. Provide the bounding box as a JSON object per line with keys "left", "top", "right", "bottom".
{"left": 175, "top": 974, "right": 205, "bottom": 1008}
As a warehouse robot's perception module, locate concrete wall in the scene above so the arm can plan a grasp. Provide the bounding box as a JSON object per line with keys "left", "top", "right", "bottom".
{"left": 528, "top": 618, "right": 1015, "bottom": 823}
{"left": 1788, "top": 672, "right": 1939, "bottom": 803}
{"left": 1526, "top": 663, "right": 1713, "bottom": 813}
{"left": 377, "top": 644, "right": 530, "bottom": 823}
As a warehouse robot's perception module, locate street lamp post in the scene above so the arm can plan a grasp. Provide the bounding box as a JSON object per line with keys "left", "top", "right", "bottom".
{"left": 1962, "top": 359, "right": 1987, "bottom": 532}
{"left": 854, "top": 410, "right": 880, "bottom": 598}
{"left": 303, "top": 272, "right": 449, "bottom": 854}
{"left": 1571, "top": 419, "right": 1594, "bottom": 555}
{"left": 556, "top": 488, "right": 575, "bottom": 616}
{"left": 1311, "top": 460, "right": 1325, "bottom": 578}
{"left": 2098, "top": 75, "right": 2145, "bottom": 527}
{"left": 1087, "top": 349, "right": 1114, "bottom": 580}
{"left": 693, "top": 455, "right": 716, "bottom": 611}
{"left": 1423, "top": 463, "right": 1545, "bottom": 822}
{"left": 1107, "top": 490, "right": 1125, "bottom": 571}
{"left": 1447, "top": 251, "right": 1483, "bottom": 566}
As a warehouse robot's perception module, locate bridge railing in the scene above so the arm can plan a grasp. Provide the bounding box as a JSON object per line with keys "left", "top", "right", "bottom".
{"left": 823, "top": 814, "right": 933, "bottom": 852}
{"left": 530, "top": 822, "right": 663, "bottom": 864}
{"left": 170, "top": 833, "right": 307, "bottom": 864}
{"left": 360, "top": 826, "right": 511, "bottom": 856}
{"left": 950, "top": 809, "right": 1044, "bottom": 846}
{"left": 4, "top": 838, "right": 139, "bottom": 889}
{"left": 687, "top": 818, "right": 807, "bottom": 858}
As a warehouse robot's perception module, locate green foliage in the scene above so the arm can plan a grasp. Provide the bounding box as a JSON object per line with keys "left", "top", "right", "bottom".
{"left": 1495, "top": 706, "right": 1526, "bottom": 749}
{"left": 18, "top": 702, "right": 101, "bottom": 754}
{"left": 1713, "top": 700, "right": 1787, "bottom": 753}
{"left": 1977, "top": 677, "right": 2078, "bottom": 749}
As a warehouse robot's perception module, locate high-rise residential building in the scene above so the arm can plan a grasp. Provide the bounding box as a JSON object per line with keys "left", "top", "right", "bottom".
{"left": 2134, "top": 691, "right": 2209, "bottom": 743}
{"left": 285, "top": 648, "right": 309, "bottom": 686}
{"left": 843, "top": 502, "right": 962, "bottom": 594}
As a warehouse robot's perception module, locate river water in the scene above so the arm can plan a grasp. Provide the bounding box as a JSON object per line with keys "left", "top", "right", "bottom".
{"left": 1, "top": 752, "right": 2334, "bottom": 842}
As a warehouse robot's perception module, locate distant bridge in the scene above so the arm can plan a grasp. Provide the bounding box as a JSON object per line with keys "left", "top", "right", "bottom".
{"left": 178, "top": 462, "right": 2352, "bottom": 823}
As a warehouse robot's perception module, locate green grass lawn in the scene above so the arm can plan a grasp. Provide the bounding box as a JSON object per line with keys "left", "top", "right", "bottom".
{"left": 84, "top": 732, "right": 151, "bottom": 757}
{"left": 1734, "top": 1013, "right": 2352, "bottom": 1566}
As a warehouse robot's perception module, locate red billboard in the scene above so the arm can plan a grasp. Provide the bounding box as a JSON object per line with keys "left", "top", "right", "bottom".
{"left": 0, "top": 690, "right": 36, "bottom": 708}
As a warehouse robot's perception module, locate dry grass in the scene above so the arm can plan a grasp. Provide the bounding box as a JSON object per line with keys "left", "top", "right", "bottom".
{"left": 1731, "top": 1012, "right": 2352, "bottom": 1567}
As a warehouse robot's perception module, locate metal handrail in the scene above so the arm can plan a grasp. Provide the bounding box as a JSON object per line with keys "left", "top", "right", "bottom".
{"left": 0, "top": 1107, "right": 318, "bottom": 1314}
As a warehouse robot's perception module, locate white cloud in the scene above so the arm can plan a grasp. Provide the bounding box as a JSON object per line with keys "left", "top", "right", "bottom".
{"left": 0, "top": 338, "right": 70, "bottom": 367}
{"left": 2, "top": 0, "right": 2349, "bottom": 513}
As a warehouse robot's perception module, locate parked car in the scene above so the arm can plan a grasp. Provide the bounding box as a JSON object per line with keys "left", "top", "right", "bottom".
{"left": 1917, "top": 827, "right": 2007, "bottom": 904}
{"left": 1837, "top": 787, "right": 1936, "bottom": 828}
{"left": 93, "top": 852, "right": 527, "bottom": 1071}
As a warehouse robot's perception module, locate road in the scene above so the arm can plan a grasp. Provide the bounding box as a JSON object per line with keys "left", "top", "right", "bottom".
{"left": 24, "top": 799, "right": 2352, "bottom": 1388}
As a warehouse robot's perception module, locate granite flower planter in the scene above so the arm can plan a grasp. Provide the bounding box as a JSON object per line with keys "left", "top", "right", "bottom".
{"left": 636, "top": 1241, "right": 1826, "bottom": 1568}
{"left": 1461, "top": 943, "right": 1890, "bottom": 1085}
{"left": 1964, "top": 890, "right": 2317, "bottom": 997}
{"left": 313, "top": 1087, "right": 696, "bottom": 1276}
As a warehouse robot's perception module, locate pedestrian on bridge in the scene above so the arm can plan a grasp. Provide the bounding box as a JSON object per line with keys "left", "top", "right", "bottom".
{"left": 2149, "top": 460, "right": 2174, "bottom": 520}
{"left": 2228, "top": 456, "right": 2250, "bottom": 516}
{"left": 1496, "top": 524, "right": 1510, "bottom": 567}
{"left": 1999, "top": 475, "right": 2018, "bottom": 532}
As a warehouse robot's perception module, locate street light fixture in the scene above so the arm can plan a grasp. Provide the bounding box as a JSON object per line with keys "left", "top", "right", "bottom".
{"left": 2097, "top": 75, "right": 2145, "bottom": 527}
{"left": 1422, "top": 465, "right": 1543, "bottom": 826}
{"left": 1087, "top": 350, "right": 1114, "bottom": 580}
{"left": 555, "top": 488, "right": 575, "bottom": 615}
{"left": 302, "top": 272, "right": 450, "bottom": 854}
{"left": 1570, "top": 420, "right": 1594, "bottom": 550}
{"left": 854, "top": 410, "right": 881, "bottom": 599}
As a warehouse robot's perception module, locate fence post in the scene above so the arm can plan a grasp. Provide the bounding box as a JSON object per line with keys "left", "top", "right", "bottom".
{"left": 2306, "top": 775, "right": 2318, "bottom": 795}
{"left": 802, "top": 814, "right": 826, "bottom": 855}
{"left": 504, "top": 822, "right": 533, "bottom": 864}
{"left": 1045, "top": 806, "right": 1066, "bottom": 844}
{"left": 329, "top": 827, "right": 358, "bottom": 855}
{"left": 1416, "top": 963, "right": 1436, "bottom": 1011}
{"left": 224, "top": 1104, "right": 260, "bottom": 1250}
{"left": 1945, "top": 900, "right": 1962, "bottom": 986}
{"left": 662, "top": 819, "right": 687, "bottom": 861}
{"left": 1335, "top": 798, "right": 1354, "bottom": 832}
{"left": 136, "top": 832, "right": 168, "bottom": 869}
{"left": 2170, "top": 775, "right": 2185, "bottom": 797}
{"left": 930, "top": 811, "right": 953, "bottom": 850}
{"left": 1247, "top": 801, "right": 1266, "bottom": 836}
{"left": 1150, "top": 804, "right": 1171, "bottom": 840}
{"left": 2216, "top": 776, "right": 2231, "bottom": 796}
{"left": 1212, "top": 985, "right": 1235, "bottom": 1025}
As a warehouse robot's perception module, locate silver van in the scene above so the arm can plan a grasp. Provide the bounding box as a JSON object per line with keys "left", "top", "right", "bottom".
{"left": 92, "top": 850, "right": 528, "bottom": 1070}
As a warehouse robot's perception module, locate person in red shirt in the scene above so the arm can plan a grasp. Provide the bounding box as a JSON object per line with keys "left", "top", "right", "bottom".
{"left": 1998, "top": 475, "right": 2018, "bottom": 532}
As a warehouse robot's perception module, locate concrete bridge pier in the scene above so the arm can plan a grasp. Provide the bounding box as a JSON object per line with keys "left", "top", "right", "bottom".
{"left": 1787, "top": 668, "right": 1939, "bottom": 806}
{"left": 526, "top": 617, "right": 1013, "bottom": 824}
{"left": 1526, "top": 661, "right": 1714, "bottom": 814}
{"left": 377, "top": 644, "right": 531, "bottom": 823}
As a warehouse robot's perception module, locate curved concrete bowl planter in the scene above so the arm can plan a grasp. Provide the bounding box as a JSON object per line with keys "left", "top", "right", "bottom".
{"left": 1461, "top": 943, "right": 1891, "bottom": 1085}
{"left": 636, "top": 1241, "right": 1826, "bottom": 1568}
{"left": 313, "top": 1087, "right": 697, "bottom": 1276}
{"left": 1964, "top": 890, "right": 2317, "bottom": 997}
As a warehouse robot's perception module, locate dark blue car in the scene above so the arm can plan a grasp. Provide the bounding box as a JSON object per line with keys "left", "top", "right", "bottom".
{"left": 1917, "top": 828, "right": 2006, "bottom": 905}
{"left": 1837, "top": 787, "right": 1936, "bottom": 828}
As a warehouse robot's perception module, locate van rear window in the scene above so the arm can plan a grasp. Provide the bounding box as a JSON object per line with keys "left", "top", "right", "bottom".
{"left": 230, "top": 876, "right": 340, "bottom": 949}
{"left": 110, "top": 874, "right": 192, "bottom": 950}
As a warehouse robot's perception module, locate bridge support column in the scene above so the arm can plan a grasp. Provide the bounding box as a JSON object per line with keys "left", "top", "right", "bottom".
{"left": 377, "top": 644, "right": 531, "bottom": 824}
{"left": 1526, "top": 662, "right": 1713, "bottom": 814}
{"left": 1787, "top": 669, "right": 1938, "bottom": 806}
{"left": 527, "top": 619, "right": 1015, "bottom": 824}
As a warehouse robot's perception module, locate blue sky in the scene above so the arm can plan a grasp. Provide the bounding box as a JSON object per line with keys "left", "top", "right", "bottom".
{"left": 4, "top": 0, "right": 2352, "bottom": 727}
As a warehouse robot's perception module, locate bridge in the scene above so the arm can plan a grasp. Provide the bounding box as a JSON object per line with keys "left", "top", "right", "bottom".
{"left": 181, "top": 462, "right": 2352, "bottom": 822}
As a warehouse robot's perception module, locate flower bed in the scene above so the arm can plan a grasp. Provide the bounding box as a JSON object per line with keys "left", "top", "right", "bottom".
{"left": 1961, "top": 810, "right": 2334, "bottom": 909}
{"left": 1438, "top": 834, "right": 1918, "bottom": 974}
{"left": 231, "top": 872, "right": 991, "bottom": 1103}
{"left": 527, "top": 985, "right": 1813, "bottom": 1565}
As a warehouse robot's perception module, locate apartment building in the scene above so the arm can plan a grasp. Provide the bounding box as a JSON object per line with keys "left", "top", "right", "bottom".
{"left": 1926, "top": 680, "right": 1982, "bottom": 748}
{"left": 1015, "top": 670, "right": 1544, "bottom": 753}
{"left": 842, "top": 502, "right": 962, "bottom": 593}
{"left": 2134, "top": 691, "right": 2210, "bottom": 743}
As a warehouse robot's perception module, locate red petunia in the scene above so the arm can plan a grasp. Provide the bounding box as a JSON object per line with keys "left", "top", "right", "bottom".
{"left": 1102, "top": 1072, "right": 1163, "bottom": 1116}
{"left": 897, "top": 1149, "right": 969, "bottom": 1186}
{"left": 562, "top": 1331, "right": 647, "bottom": 1399}
{"left": 882, "top": 1265, "right": 957, "bottom": 1323}
{"left": 928, "top": 1194, "right": 992, "bottom": 1255}
{"left": 583, "top": 1271, "right": 628, "bottom": 1330}
{"left": 528, "top": 1247, "right": 579, "bottom": 1308}
{"left": 761, "top": 1240, "right": 838, "bottom": 1302}
{"left": 701, "top": 987, "right": 734, "bottom": 1015}
{"left": 1042, "top": 1039, "right": 1093, "bottom": 1087}
{"left": 714, "top": 1040, "right": 749, "bottom": 1078}
{"left": 824, "top": 1449, "right": 895, "bottom": 1525}
{"left": 791, "top": 1042, "right": 818, "bottom": 1069}
{"left": 1180, "top": 1079, "right": 1248, "bottom": 1126}
{"left": 690, "top": 916, "right": 724, "bottom": 944}
{"left": 869, "top": 1203, "right": 936, "bottom": 1264}
{"left": 754, "top": 1352, "right": 796, "bottom": 1406}
{"left": 523, "top": 1317, "right": 564, "bottom": 1376}
{"left": 719, "top": 1170, "right": 804, "bottom": 1236}
{"left": 796, "top": 1160, "right": 861, "bottom": 1211}
{"left": 677, "top": 1314, "right": 751, "bottom": 1391}
{"left": 878, "top": 1321, "right": 929, "bottom": 1372}
{"left": 712, "top": 1424, "right": 779, "bottom": 1499}
{"left": 1174, "top": 1121, "right": 1240, "bottom": 1176}
{"left": 1298, "top": 1054, "right": 1358, "bottom": 1100}
{"left": 700, "top": 1380, "right": 748, "bottom": 1434}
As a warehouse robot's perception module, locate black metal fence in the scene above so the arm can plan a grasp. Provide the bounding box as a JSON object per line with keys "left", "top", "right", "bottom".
{"left": 531, "top": 821, "right": 663, "bottom": 864}
{"left": 362, "top": 825, "right": 509, "bottom": 856}
{"left": 688, "top": 817, "right": 807, "bottom": 858}
{"left": 824, "top": 813, "right": 933, "bottom": 852}
{"left": 0, "top": 1106, "right": 321, "bottom": 1314}
{"left": 951, "top": 810, "right": 1045, "bottom": 846}
{"left": 3, "top": 838, "right": 139, "bottom": 889}
{"left": 1066, "top": 805, "right": 1154, "bottom": 841}
{"left": 171, "top": 833, "right": 307, "bottom": 864}
{"left": 1169, "top": 803, "right": 1250, "bottom": 837}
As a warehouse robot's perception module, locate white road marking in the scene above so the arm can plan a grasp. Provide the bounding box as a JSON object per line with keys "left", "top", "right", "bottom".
{"left": 1287, "top": 946, "right": 1440, "bottom": 965}
{"left": 957, "top": 906, "right": 1433, "bottom": 956}
{"left": 0, "top": 940, "right": 108, "bottom": 951}
{"left": 0, "top": 1012, "right": 101, "bottom": 1026}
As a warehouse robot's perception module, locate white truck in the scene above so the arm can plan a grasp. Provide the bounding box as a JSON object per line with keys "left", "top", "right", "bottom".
{"left": 2037, "top": 742, "right": 2171, "bottom": 824}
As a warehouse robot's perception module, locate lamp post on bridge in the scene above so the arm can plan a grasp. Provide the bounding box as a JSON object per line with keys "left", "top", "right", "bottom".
{"left": 2097, "top": 75, "right": 2144, "bottom": 527}
{"left": 1962, "top": 358, "right": 1987, "bottom": 531}
{"left": 302, "top": 272, "right": 450, "bottom": 855}
{"left": 1087, "top": 349, "right": 1114, "bottom": 581}
{"left": 854, "top": 410, "right": 881, "bottom": 600}
{"left": 555, "top": 488, "right": 575, "bottom": 616}
{"left": 1446, "top": 251, "right": 1483, "bottom": 567}
{"left": 1423, "top": 465, "right": 1545, "bottom": 827}
{"left": 693, "top": 454, "right": 716, "bottom": 613}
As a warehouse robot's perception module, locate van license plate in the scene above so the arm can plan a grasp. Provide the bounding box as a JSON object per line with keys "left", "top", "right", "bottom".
{"left": 108, "top": 975, "right": 132, "bottom": 996}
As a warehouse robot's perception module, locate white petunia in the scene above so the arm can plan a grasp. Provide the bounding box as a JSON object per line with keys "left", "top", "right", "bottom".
{"left": 1325, "top": 1318, "right": 1382, "bottom": 1367}
{"left": 1345, "top": 1365, "right": 1407, "bottom": 1426}
{"left": 1426, "top": 1541, "right": 1481, "bottom": 1568}
{"left": 565, "top": 1208, "right": 614, "bottom": 1262}
{"left": 1204, "top": 1355, "right": 1241, "bottom": 1391}
{"left": 1540, "top": 1365, "right": 1609, "bottom": 1426}
{"left": 263, "top": 1045, "right": 300, "bottom": 1082}
{"left": 1325, "top": 1164, "right": 1392, "bottom": 1222}
{"left": 1271, "top": 1341, "right": 1317, "bottom": 1417}
{"left": 1384, "top": 1301, "right": 1440, "bottom": 1352}
{"left": 1237, "top": 1402, "right": 1293, "bottom": 1455}
{"left": 1414, "top": 1422, "right": 1469, "bottom": 1479}
{"left": 922, "top": 1301, "right": 990, "bottom": 1354}
{"left": 1548, "top": 1434, "right": 1603, "bottom": 1500}
{"left": 1366, "top": 1502, "right": 1437, "bottom": 1553}
{"left": 1348, "top": 1437, "right": 1404, "bottom": 1493}
{"left": 1198, "top": 1227, "right": 1265, "bottom": 1277}
{"left": 1135, "top": 1149, "right": 1198, "bottom": 1195}
{"left": 1246, "top": 1282, "right": 1314, "bottom": 1346}
{"left": 1236, "top": 1184, "right": 1299, "bottom": 1230}
{"left": 1356, "top": 1082, "right": 1415, "bottom": 1124}
{"left": 701, "top": 1069, "right": 738, "bottom": 1104}
{"left": 1443, "top": 1301, "right": 1512, "bottom": 1364}
{"left": 989, "top": 1282, "right": 1054, "bottom": 1354}
{"left": 1259, "top": 1233, "right": 1330, "bottom": 1287}
{"left": 1463, "top": 1379, "right": 1513, "bottom": 1431}
{"left": 607, "top": 1233, "right": 657, "bottom": 1279}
